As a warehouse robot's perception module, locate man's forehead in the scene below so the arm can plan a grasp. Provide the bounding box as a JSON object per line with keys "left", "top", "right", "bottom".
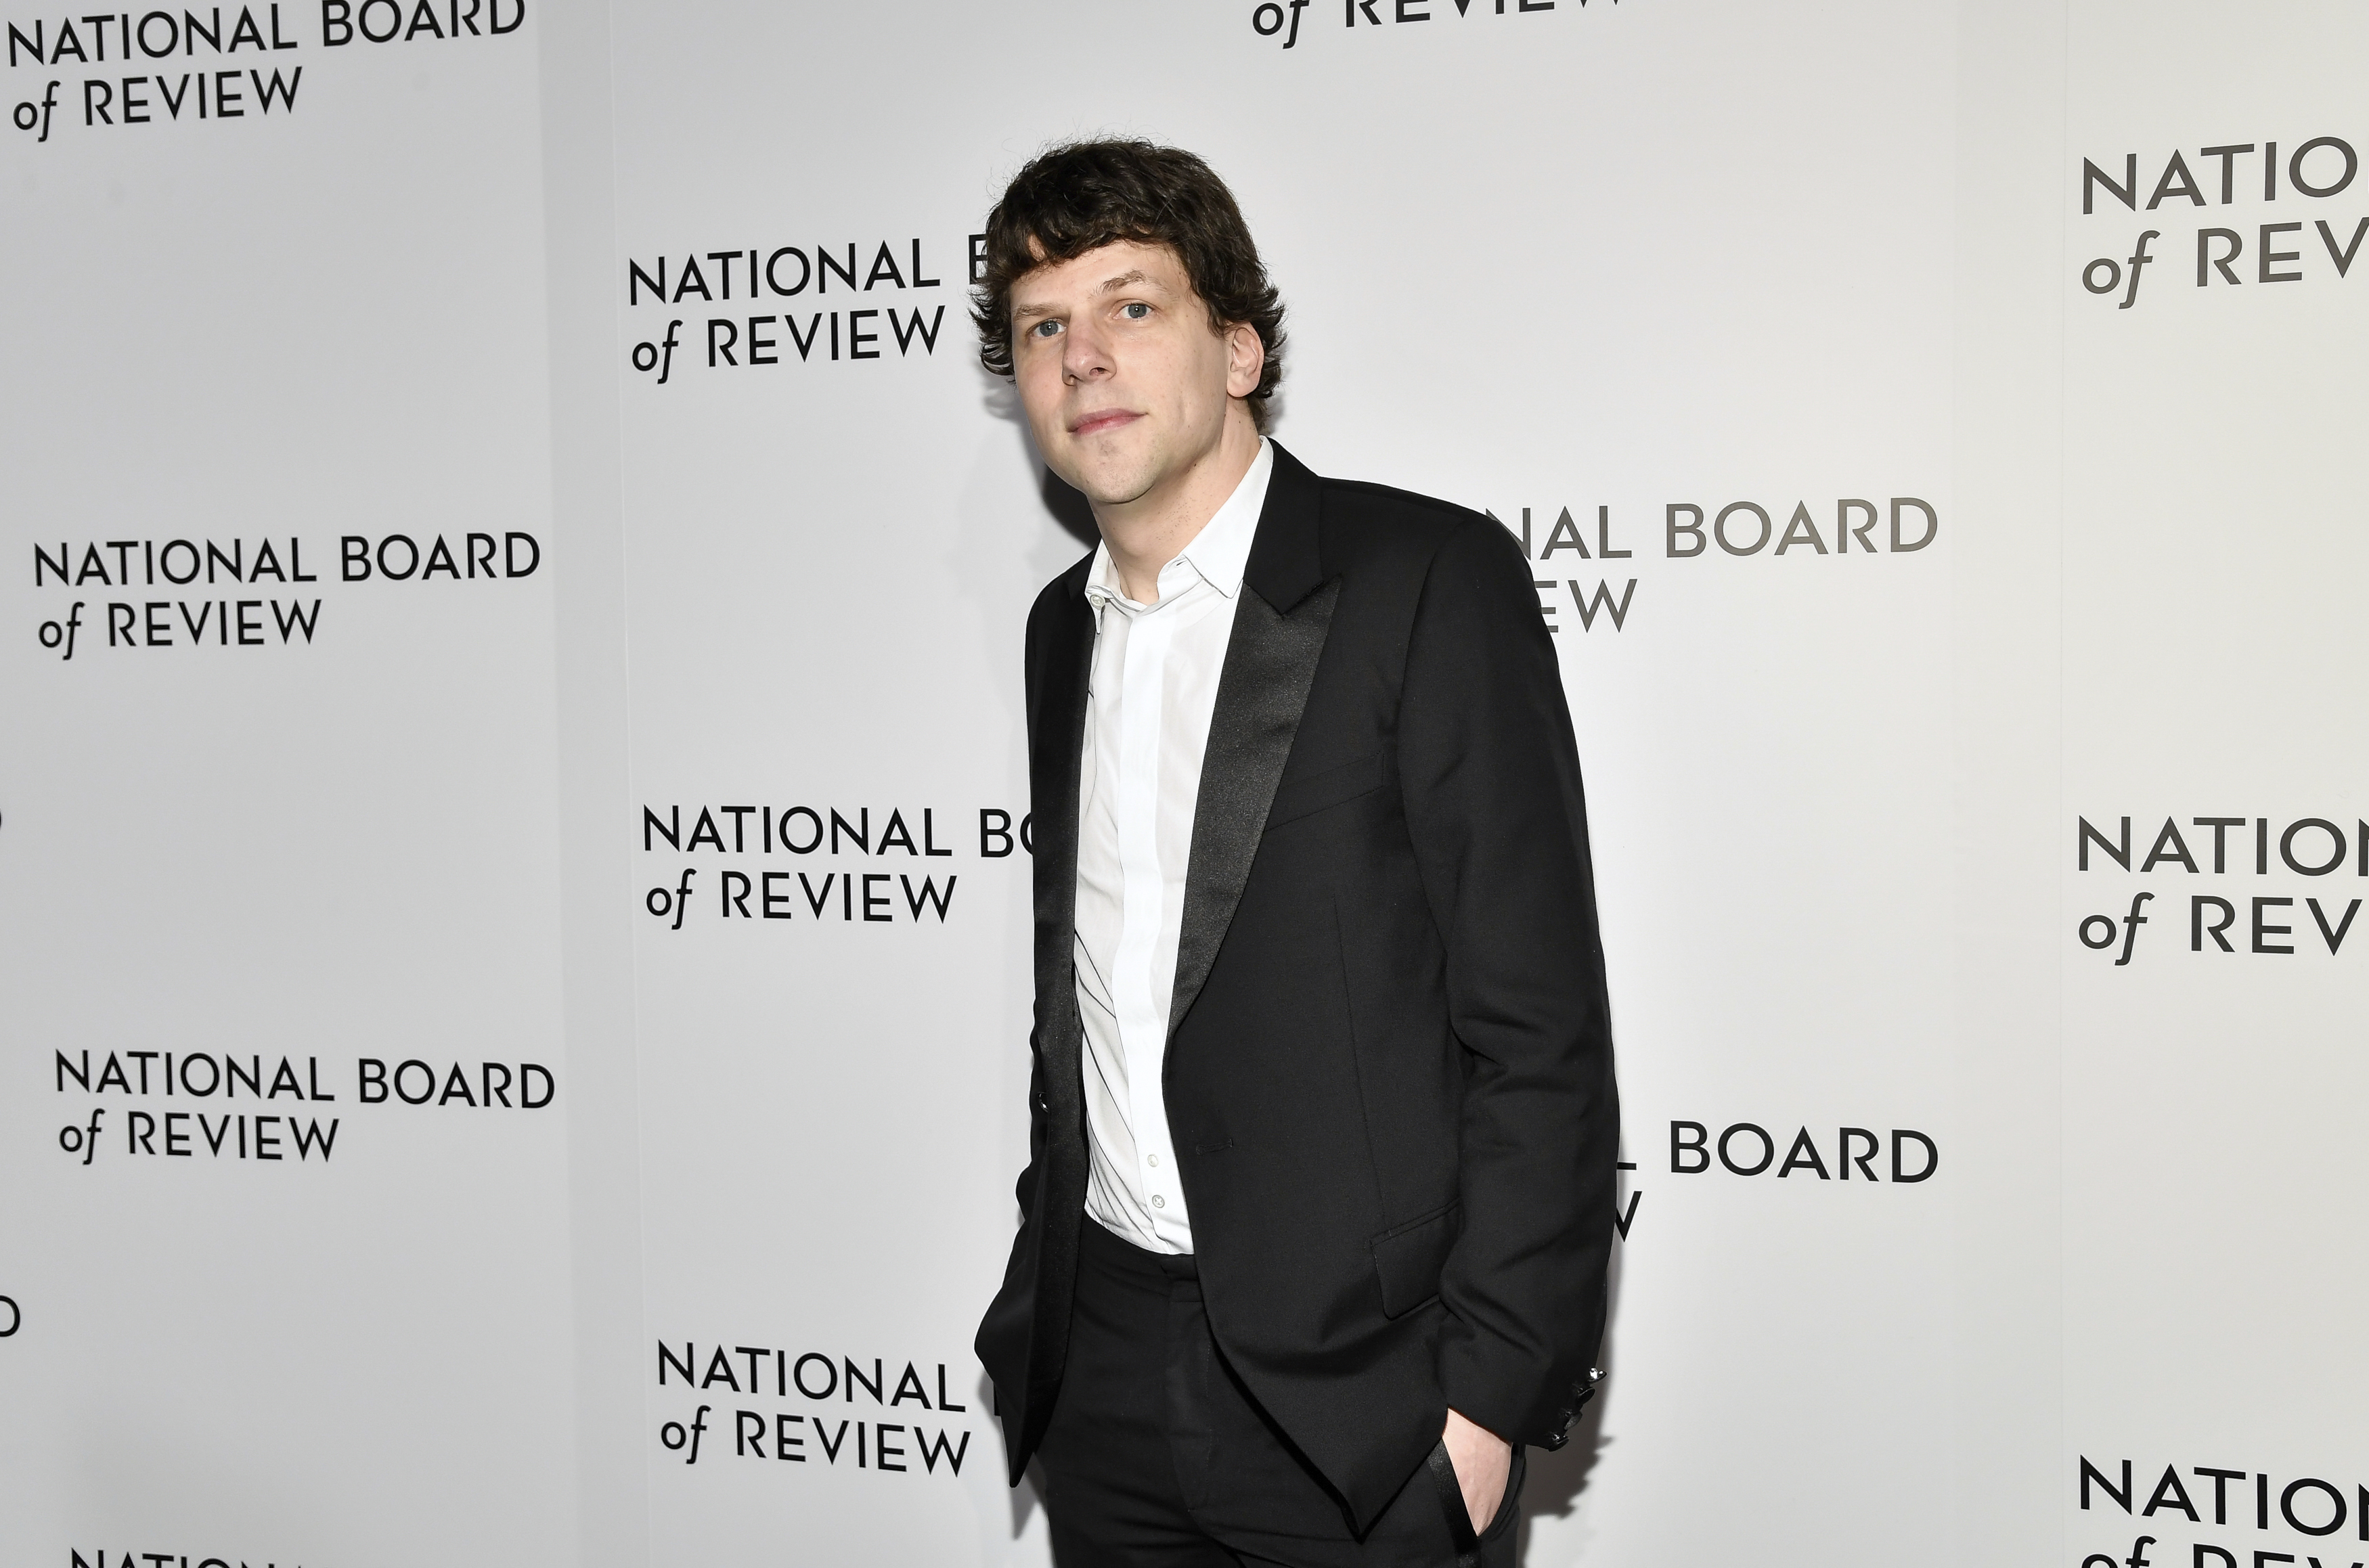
{"left": 1013, "top": 239, "right": 1188, "bottom": 300}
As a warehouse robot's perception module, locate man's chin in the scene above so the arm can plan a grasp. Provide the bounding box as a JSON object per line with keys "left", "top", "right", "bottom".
{"left": 1063, "top": 458, "right": 1159, "bottom": 511}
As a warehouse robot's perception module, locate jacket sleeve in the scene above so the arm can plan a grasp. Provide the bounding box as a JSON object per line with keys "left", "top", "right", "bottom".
{"left": 1395, "top": 513, "right": 1619, "bottom": 1447}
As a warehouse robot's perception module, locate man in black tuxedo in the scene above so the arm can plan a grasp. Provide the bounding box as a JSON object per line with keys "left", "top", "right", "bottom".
{"left": 971, "top": 139, "right": 1618, "bottom": 1568}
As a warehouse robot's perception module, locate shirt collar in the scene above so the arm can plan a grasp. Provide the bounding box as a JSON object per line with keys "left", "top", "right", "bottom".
{"left": 1086, "top": 438, "right": 1273, "bottom": 609}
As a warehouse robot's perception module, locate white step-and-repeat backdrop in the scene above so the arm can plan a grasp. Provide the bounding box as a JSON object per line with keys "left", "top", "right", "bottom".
{"left": 4, "top": 1, "right": 2362, "bottom": 1565}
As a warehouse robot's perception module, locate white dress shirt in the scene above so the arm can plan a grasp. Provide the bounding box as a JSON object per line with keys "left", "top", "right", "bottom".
{"left": 1074, "top": 439, "right": 1275, "bottom": 1255}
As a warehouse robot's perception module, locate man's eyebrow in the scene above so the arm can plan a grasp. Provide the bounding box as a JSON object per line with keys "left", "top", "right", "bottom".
{"left": 1011, "top": 268, "right": 1167, "bottom": 321}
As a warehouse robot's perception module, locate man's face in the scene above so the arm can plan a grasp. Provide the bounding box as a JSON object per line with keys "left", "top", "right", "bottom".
{"left": 1009, "top": 239, "right": 1262, "bottom": 511}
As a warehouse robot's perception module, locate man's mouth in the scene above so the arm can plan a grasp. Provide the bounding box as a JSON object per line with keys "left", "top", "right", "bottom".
{"left": 1069, "top": 408, "right": 1143, "bottom": 438}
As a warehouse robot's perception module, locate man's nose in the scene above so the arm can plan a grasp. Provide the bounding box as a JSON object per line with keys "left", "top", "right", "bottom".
{"left": 1063, "top": 318, "right": 1113, "bottom": 383}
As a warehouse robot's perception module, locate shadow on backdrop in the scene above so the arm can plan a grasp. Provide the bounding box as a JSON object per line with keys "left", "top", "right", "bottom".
{"left": 977, "top": 358, "right": 1099, "bottom": 554}
{"left": 1040, "top": 468, "right": 1098, "bottom": 547}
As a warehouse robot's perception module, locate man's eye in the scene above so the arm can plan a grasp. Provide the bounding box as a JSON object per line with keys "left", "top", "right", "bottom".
{"left": 1031, "top": 319, "right": 1062, "bottom": 338}
{"left": 1120, "top": 303, "right": 1150, "bottom": 321}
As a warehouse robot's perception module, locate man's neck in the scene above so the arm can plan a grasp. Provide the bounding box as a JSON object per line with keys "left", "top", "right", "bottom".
{"left": 1094, "top": 407, "right": 1262, "bottom": 605}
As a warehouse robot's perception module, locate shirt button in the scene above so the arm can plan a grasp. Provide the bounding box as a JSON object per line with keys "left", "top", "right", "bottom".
{"left": 1151, "top": 1195, "right": 1166, "bottom": 1209}
{"left": 1147, "top": 1153, "right": 1161, "bottom": 1167}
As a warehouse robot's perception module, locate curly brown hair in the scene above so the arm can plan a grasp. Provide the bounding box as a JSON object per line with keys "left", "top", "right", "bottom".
{"left": 973, "top": 139, "right": 1287, "bottom": 430}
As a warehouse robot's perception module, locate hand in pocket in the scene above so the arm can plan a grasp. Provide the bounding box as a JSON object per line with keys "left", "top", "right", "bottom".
{"left": 1442, "top": 1408, "right": 1511, "bottom": 1534}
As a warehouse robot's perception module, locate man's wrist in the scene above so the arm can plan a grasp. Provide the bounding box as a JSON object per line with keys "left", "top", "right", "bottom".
{"left": 1444, "top": 1407, "right": 1509, "bottom": 1449}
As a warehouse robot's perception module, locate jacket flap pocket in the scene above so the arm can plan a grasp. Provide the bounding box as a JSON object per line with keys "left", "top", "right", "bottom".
{"left": 1264, "top": 751, "right": 1386, "bottom": 832}
{"left": 1371, "top": 1202, "right": 1461, "bottom": 1319}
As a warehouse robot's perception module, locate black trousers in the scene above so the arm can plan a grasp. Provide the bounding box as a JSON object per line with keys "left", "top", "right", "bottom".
{"left": 1035, "top": 1219, "right": 1525, "bottom": 1568}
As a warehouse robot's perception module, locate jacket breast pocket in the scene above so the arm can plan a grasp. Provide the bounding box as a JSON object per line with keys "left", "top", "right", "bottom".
{"left": 1264, "top": 751, "right": 1386, "bottom": 834}
{"left": 1371, "top": 1201, "right": 1461, "bottom": 1319}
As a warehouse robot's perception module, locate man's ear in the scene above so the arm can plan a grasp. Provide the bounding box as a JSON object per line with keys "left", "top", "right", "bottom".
{"left": 1224, "top": 320, "right": 1265, "bottom": 401}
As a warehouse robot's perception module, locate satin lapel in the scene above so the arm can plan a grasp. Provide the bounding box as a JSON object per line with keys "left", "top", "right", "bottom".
{"left": 1168, "top": 575, "right": 1340, "bottom": 1037}
{"left": 1030, "top": 587, "right": 1094, "bottom": 1081}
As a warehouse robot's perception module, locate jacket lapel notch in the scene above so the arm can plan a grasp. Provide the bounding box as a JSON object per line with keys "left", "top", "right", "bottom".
{"left": 1241, "top": 440, "right": 1327, "bottom": 613}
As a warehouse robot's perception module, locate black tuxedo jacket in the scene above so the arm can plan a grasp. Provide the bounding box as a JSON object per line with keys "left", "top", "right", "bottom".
{"left": 975, "top": 441, "right": 1618, "bottom": 1531}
